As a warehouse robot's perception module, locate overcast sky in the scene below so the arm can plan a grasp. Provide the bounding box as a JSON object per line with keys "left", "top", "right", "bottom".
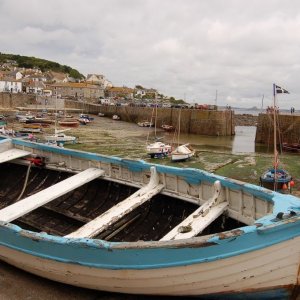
{"left": 1, "top": 0, "right": 300, "bottom": 108}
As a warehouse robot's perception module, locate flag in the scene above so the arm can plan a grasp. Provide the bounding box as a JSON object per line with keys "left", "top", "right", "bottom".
{"left": 273, "top": 84, "right": 289, "bottom": 96}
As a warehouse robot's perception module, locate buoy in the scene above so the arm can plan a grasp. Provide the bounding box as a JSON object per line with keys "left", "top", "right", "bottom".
{"left": 282, "top": 183, "right": 288, "bottom": 190}
{"left": 290, "top": 180, "right": 295, "bottom": 187}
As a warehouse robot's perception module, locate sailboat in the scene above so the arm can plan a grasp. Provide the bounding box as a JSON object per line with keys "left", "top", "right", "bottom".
{"left": 260, "top": 84, "right": 293, "bottom": 192}
{"left": 171, "top": 108, "right": 195, "bottom": 162}
{"left": 44, "top": 95, "right": 77, "bottom": 145}
{"left": 146, "top": 99, "right": 171, "bottom": 158}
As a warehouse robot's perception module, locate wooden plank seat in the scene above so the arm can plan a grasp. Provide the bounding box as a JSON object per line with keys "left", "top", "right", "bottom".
{"left": 160, "top": 180, "right": 228, "bottom": 241}
{"left": 66, "top": 166, "right": 164, "bottom": 239}
{"left": 0, "top": 168, "right": 105, "bottom": 223}
{"left": 0, "top": 149, "right": 31, "bottom": 163}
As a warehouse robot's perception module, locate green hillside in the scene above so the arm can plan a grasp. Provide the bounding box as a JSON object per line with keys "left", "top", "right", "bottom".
{"left": 0, "top": 53, "right": 85, "bottom": 79}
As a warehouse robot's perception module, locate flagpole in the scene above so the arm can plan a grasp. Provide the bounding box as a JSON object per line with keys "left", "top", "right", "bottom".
{"left": 273, "top": 83, "right": 277, "bottom": 191}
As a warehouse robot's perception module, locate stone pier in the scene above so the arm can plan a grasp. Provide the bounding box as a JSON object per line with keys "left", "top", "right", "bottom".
{"left": 255, "top": 113, "right": 300, "bottom": 145}
{"left": 68, "top": 101, "right": 235, "bottom": 136}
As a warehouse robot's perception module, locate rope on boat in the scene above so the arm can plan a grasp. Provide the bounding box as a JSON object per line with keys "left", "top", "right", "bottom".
{"left": 17, "top": 163, "right": 32, "bottom": 201}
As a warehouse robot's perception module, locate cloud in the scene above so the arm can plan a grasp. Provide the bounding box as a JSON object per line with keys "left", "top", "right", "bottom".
{"left": 1, "top": 0, "right": 300, "bottom": 107}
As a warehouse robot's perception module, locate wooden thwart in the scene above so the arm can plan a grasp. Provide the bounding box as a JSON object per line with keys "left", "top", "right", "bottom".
{"left": 66, "top": 166, "right": 164, "bottom": 238}
{"left": 0, "top": 168, "right": 104, "bottom": 223}
{"left": 0, "top": 149, "right": 31, "bottom": 164}
{"left": 160, "top": 180, "right": 228, "bottom": 241}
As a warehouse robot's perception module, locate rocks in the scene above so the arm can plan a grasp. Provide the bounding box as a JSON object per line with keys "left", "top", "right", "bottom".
{"left": 234, "top": 114, "right": 258, "bottom": 126}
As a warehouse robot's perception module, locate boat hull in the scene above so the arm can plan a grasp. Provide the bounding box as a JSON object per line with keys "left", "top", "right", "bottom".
{"left": 0, "top": 231, "right": 299, "bottom": 298}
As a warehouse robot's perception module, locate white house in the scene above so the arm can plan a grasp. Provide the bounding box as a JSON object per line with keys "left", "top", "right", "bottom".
{"left": 86, "top": 74, "right": 112, "bottom": 88}
{"left": 26, "top": 81, "right": 46, "bottom": 95}
{"left": 0, "top": 79, "right": 22, "bottom": 93}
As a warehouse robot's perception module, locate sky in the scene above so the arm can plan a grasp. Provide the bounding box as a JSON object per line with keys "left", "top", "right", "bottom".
{"left": 1, "top": 0, "right": 300, "bottom": 108}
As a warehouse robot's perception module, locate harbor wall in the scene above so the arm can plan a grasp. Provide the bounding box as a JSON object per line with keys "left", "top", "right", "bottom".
{"left": 255, "top": 113, "right": 300, "bottom": 144}
{"left": 65, "top": 101, "right": 235, "bottom": 136}
{"left": 0, "top": 92, "right": 35, "bottom": 108}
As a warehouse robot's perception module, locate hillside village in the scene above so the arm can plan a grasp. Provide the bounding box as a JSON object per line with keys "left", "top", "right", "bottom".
{"left": 0, "top": 57, "right": 181, "bottom": 107}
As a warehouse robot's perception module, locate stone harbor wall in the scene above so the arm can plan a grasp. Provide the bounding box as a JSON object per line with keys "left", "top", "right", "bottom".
{"left": 0, "top": 93, "right": 35, "bottom": 108}
{"left": 255, "top": 113, "right": 300, "bottom": 144}
{"left": 73, "top": 102, "right": 235, "bottom": 136}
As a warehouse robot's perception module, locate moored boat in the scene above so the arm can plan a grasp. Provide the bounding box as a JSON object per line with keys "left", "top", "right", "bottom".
{"left": 58, "top": 120, "right": 80, "bottom": 128}
{"left": 260, "top": 84, "right": 293, "bottom": 193}
{"left": 112, "top": 114, "right": 120, "bottom": 120}
{"left": 146, "top": 141, "right": 172, "bottom": 158}
{"left": 137, "top": 120, "right": 153, "bottom": 127}
{"left": 171, "top": 143, "right": 195, "bottom": 162}
{"left": 161, "top": 124, "right": 175, "bottom": 132}
{"left": 1, "top": 137, "right": 300, "bottom": 298}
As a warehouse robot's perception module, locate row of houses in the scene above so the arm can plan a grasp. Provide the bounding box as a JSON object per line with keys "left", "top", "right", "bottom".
{"left": 0, "top": 65, "right": 160, "bottom": 102}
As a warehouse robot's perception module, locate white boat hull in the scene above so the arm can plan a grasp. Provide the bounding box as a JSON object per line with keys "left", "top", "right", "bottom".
{"left": 1, "top": 236, "right": 299, "bottom": 296}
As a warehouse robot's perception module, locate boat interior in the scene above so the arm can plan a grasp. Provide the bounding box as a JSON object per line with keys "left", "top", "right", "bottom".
{"left": 0, "top": 162, "right": 246, "bottom": 242}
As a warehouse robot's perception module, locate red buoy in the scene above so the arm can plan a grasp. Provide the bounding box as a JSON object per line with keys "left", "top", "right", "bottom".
{"left": 290, "top": 180, "right": 295, "bottom": 187}
{"left": 282, "top": 183, "right": 288, "bottom": 190}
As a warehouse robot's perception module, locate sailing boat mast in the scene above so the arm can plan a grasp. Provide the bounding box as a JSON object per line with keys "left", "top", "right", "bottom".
{"left": 273, "top": 84, "right": 277, "bottom": 190}
{"left": 177, "top": 109, "right": 181, "bottom": 147}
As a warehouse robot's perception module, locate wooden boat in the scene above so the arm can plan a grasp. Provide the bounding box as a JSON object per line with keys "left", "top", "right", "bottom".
{"left": 137, "top": 120, "right": 153, "bottom": 127}
{"left": 1, "top": 137, "right": 300, "bottom": 298}
{"left": 19, "top": 128, "right": 43, "bottom": 134}
{"left": 260, "top": 84, "right": 293, "bottom": 192}
{"left": 23, "top": 123, "right": 43, "bottom": 129}
{"left": 58, "top": 120, "right": 80, "bottom": 128}
{"left": 282, "top": 142, "right": 300, "bottom": 153}
{"left": 161, "top": 124, "right": 175, "bottom": 132}
{"left": 77, "top": 117, "right": 90, "bottom": 125}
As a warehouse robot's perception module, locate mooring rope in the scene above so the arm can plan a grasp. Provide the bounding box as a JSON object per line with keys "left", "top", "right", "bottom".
{"left": 17, "top": 163, "right": 32, "bottom": 201}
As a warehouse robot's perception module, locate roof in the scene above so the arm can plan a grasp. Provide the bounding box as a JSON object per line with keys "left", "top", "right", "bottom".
{"left": 27, "top": 81, "right": 46, "bottom": 88}
{"left": 107, "top": 87, "right": 134, "bottom": 93}
{"left": 48, "top": 82, "right": 100, "bottom": 89}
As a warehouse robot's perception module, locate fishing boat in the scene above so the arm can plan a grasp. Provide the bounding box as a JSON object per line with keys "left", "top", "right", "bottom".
{"left": 1, "top": 137, "right": 300, "bottom": 298}
{"left": 171, "top": 109, "right": 195, "bottom": 162}
{"left": 260, "top": 84, "right": 293, "bottom": 192}
{"left": 58, "top": 120, "right": 80, "bottom": 128}
{"left": 112, "top": 114, "right": 121, "bottom": 120}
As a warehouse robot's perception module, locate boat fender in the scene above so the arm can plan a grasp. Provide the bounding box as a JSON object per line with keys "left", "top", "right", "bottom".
{"left": 275, "top": 211, "right": 296, "bottom": 221}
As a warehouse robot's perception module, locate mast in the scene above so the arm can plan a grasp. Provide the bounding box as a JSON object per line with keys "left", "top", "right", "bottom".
{"left": 177, "top": 108, "right": 181, "bottom": 147}
{"left": 273, "top": 84, "right": 277, "bottom": 190}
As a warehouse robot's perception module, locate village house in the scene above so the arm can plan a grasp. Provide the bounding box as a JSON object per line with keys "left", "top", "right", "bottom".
{"left": 0, "top": 79, "right": 22, "bottom": 93}
{"left": 106, "top": 87, "right": 134, "bottom": 100}
{"left": 26, "top": 81, "right": 46, "bottom": 95}
{"left": 45, "top": 71, "right": 69, "bottom": 83}
{"left": 86, "top": 74, "right": 113, "bottom": 88}
{"left": 47, "top": 82, "right": 104, "bottom": 100}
